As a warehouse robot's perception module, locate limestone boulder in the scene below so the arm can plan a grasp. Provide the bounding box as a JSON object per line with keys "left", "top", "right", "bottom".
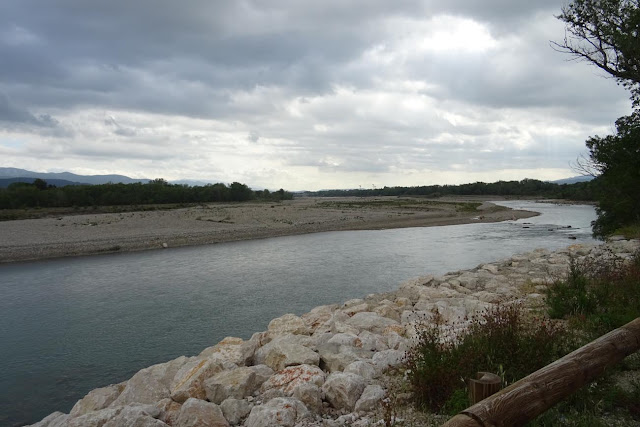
{"left": 254, "top": 336, "right": 319, "bottom": 371}
{"left": 175, "top": 398, "right": 229, "bottom": 427}
{"left": 30, "top": 412, "right": 70, "bottom": 427}
{"left": 291, "top": 383, "right": 323, "bottom": 413}
{"left": 354, "top": 384, "right": 386, "bottom": 413}
{"left": 156, "top": 398, "right": 182, "bottom": 426}
{"left": 318, "top": 344, "right": 366, "bottom": 373}
{"left": 357, "top": 330, "right": 388, "bottom": 352}
{"left": 199, "top": 337, "right": 257, "bottom": 366}
{"left": 111, "top": 356, "right": 191, "bottom": 406}
{"left": 103, "top": 405, "right": 166, "bottom": 427}
{"left": 70, "top": 382, "right": 126, "bottom": 416}
{"left": 326, "top": 332, "right": 361, "bottom": 347}
{"left": 372, "top": 349, "right": 405, "bottom": 372}
{"left": 170, "top": 358, "right": 230, "bottom": 403}
{"left": 220, "top": 398, "right": 252, "bottom": 426}
{"left": 268, "top": 314, "right": 311, "bottom": 336}
{"left": 204, "top": 367, "right": 260, "bottom": 404}
{"left": 260, "top": 364, "right": 325, "bottom": 396}
{"left": 67, "top": 407, "right": 122, "bottom": 427}
{"left": 322, "top": 372, "right": 367, "bottom": 411}
{"left": 343, "top": 361, "right": 378, "bottom": 380}
{"left": 344, "top": 312, "right": 399, "bottom": 334}
{"left": 244, "top": 397, "right": 309, "bottom": 427}
{"left": 301, "top": 304, "right": 337, "bottom": 333}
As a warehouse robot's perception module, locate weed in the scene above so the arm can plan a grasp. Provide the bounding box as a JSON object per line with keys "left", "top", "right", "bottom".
{"left": 404, "top": 304, "right": 568, "bottom": 413}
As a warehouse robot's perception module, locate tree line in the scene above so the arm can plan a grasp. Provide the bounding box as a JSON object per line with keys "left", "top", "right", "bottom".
{"left": 308, "top": 178, "right": 595, "bottom": 200}
{"left": 0, "top": 178, "right": 293, "bottom": 209}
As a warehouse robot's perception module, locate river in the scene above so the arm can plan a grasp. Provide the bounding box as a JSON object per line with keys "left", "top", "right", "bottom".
{"left": 0, "top": 201, "right": 597, "bottom": 425}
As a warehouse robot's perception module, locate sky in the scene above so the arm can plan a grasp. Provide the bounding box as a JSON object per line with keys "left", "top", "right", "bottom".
{"left": 0, "top": 1, "right": 633, "bottom": 191}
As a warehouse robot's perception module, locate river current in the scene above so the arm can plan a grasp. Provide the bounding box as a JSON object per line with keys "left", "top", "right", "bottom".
{"left": 0, "top": 201, "right": 596, "bottom": 425}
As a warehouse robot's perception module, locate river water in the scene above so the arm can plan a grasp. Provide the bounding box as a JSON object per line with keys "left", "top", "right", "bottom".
{"left": 0, "top": 201, "right": 597, "bottom": 425}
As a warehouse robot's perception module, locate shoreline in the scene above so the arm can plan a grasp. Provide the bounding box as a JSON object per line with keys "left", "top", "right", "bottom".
{"left": 0, "top": 197, "right": 538, "bottom": 264}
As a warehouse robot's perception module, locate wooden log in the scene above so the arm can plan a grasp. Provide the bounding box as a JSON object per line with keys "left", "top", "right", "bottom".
{"left": 469, "top": 372, "right": 502, "bottom": 405}
{"left": 443, "top": 317, "right": 640, "bottom": 427}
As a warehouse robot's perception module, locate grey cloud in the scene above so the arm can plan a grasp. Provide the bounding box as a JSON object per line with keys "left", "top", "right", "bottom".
{"left": 0, "top": 92, "right": 59, "bottom": 128}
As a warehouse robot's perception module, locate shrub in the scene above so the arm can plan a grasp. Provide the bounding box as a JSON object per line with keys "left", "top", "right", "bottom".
{"left": 404, "top": 304, "right": 569, "bottom": 414}
{"left": 546, "top": 250, "right": 640, "bottom": 338}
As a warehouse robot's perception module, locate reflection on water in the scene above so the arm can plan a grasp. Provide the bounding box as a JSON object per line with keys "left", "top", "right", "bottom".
{"left": 0, "top": 201, "right": 596, "bottom": 425}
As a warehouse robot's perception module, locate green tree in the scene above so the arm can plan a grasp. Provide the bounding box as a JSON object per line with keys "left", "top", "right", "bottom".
{"left": 554, "top": 0, "right": 640, "bottom": 107}
{"left": 555, "top": 0, "right": 640, "bottom": 236}
{"left": 586, "top": 113, "right": 640, "bottom": 236}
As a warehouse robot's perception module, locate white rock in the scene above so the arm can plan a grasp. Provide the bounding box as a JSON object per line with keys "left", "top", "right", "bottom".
{"left": 345, "top": 312, "right": 399, "bottom": 334}
{"left": 326, "top": 332, "right": 361, "bottom": 347}
{"left": 343, "top": 361, "right": 378, "bottom": 380}
{"left": 70, "top": 382, "right": 126, "bottom": 416}
{"left": 199, "top": 337, "right": 257, "bottom": 366}
{"left": 301, "top": 304, "right": 336, "bottom": 333}
{"left": 291, "top": 383, "right": 323, "bottom": 413}
{"left": 318, "top": 344, "right": 364, "bottom": 372}
{"left": 220, "top": 398, "right": 252, "bottom": 426}
{"left": 244, "top": 397, "right": 309, "bottom": 427}
{"left": 372, "top": 350, "right": 405, "bottom": 371}
{"left": 29, "top": 412, "right": 70, "bottom": 427}
{"left": 111, "top": 356, "right": 191, "bottom": 406}
{"left": 171, "top": 358, "right": 230, "bottom": 403}
{"left": 67, "top": 407, "right": 122, "bottom": 427}
{"left": 357, "top": 330, "right": 388, "bottom": 352}
{"left": 103, "top": 405, "right": 166, "bottom": 427}
{"left": 260, "top": 364, "right": 325, "bottom": 395}
{"left": 155, "top": 398, "right": 182, "bottom": 426}
{"left": 249, "top": 364, "right": 274, "bottom": 385}
{"left": 204, "top": 367, "right": 259, "bottom": 404}
{"left": 253, "top": 336, "right": 320, "bottom": 371}
{"left": 322, "top": 372, "right": 366, "bottom": 411}
{"left": 343, "top": 302, "right": 370, "bottom": 316}
{"left": 354, "top": 384, "right": 386, "bottom": 413}
{"left": 268, "top": 313, "right": 311, "bottom": 336}
{"left": 176, "top": 398, "right": 229, "bottom": 427}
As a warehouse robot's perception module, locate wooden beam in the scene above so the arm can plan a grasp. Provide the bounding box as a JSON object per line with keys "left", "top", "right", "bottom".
{"left": 442, "top": 317, "right": 640, "bottom": 427}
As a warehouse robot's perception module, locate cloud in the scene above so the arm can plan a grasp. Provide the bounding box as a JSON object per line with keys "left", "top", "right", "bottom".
{"left": 0, "top": 0, "right": 634, "bottom": 190}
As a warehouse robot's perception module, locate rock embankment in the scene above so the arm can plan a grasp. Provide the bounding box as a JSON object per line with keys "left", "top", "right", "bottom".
{"left": 31, "top": 239, "right": 639, "bottom": 427}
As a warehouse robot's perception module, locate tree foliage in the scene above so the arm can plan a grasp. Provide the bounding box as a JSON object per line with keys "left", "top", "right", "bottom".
{"left": 555, "top": 0, "right": 640, "bottom": 236}
{"left": 586, "top": 113, "right": 640, "bottom": 236}
{"left": 554, "top": 0, "right": 640, "bottom": 107}
{"left": 0, "top": 180, "right": 293, "bottom": 210}
{"left": 309, "top": 178, "right": 595, "bottom": 200}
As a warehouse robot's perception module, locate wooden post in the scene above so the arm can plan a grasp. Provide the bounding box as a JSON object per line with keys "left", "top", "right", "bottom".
{"left": 469, "top": 372, "right": 502, "bottom": 405}
{"left": 443, "top": 317, "right": 640, "bottom": 427}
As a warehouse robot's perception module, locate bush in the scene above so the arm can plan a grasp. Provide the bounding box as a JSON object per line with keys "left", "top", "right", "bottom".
{"left": 546, "top": 250, "right": 640, "bottom": 338}
{"left": 404, "top": 304, "right": 569, "bottom": 414}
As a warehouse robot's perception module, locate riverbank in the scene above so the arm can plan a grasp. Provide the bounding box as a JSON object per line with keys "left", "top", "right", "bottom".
{"left": 0, "top": 197, "right": 537, "bottom": 263}
{"left": 30, "top": 238, "right": 639, "bottom": 427}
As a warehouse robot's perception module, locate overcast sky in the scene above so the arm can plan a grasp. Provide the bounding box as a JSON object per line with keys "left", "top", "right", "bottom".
{"left": 0, "top": 0, "right": 633, "bottom": 190}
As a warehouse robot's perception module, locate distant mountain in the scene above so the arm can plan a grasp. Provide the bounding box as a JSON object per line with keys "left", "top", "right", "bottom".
{"left": 0, "top": 168, "right": 149, "bottom": 185}
{"left": 171, "top": 179, "right": 218, "bottom": 186}
{"left": 0, "top": 177, "right": 89, "bottom": 188}
{"left": 0, "top": 168, "right": 228, "bottom": 187}
{"left": 552, "top": 176, "right": 594, "bottom": 185}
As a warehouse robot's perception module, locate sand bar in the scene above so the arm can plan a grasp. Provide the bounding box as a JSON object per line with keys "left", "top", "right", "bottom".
{"left": 0, "top": 196, "right": 537, "bottom": 263}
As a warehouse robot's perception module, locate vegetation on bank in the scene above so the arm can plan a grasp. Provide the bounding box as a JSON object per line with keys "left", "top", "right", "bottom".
{"left": 308, "top": 178, "right": 595, "bottom": 201}
{"left": 399, "top": 250, "right": 640, "bottom": 425}
{"left": 0, "top": 178, "right": 293, "bottom": 211}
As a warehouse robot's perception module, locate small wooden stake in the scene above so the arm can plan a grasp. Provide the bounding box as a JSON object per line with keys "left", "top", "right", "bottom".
{"left": 469, "top": 372, "right": 502, "bottom": 404}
